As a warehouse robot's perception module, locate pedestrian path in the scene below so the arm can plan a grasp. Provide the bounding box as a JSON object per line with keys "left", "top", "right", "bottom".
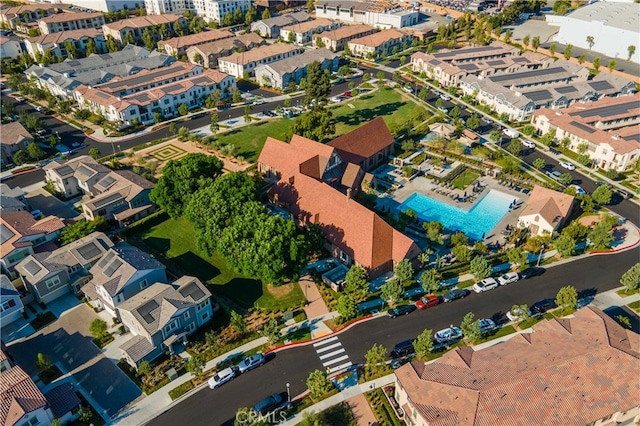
{"left": 313, "top": 336, "right": 352, "bottom": 374}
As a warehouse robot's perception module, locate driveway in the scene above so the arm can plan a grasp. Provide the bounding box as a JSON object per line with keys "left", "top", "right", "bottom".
{"left": 25, "top": 188, "right": 82, "bottom": 220}
{"left": 6, "top": 303, "right": 142, "bottom": 418}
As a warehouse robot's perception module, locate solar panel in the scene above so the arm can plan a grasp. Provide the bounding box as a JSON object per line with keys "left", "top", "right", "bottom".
{"left": 524, "top": 90, "right": 552, "bottom": 102}
{"left": 572, "top": 101, "right": 637, "bottom": 119}
{"left": 76, "top": 165, "right": 95, "bottom": 177}
{"left": 104, "top": 259, "right": 123, "bottom": 277}
{"left": 97, "top": 175, "right": 116, "bottom": 189}
{"left": 56, "top": 165, "right": 73, "bottom": 176}
{"left": 96, "top": 251, "right": 115, "bottom": 269}
{"left": 570, "top": 121, "right": 596, "bottom": 134}
{"left": 588, "top": 81, "right": 614, "bottom": 91}
{"left": 0, "top": 224, "right": 15, "bottom": 245}
{"left": 23, "top": 260, "right": 42, "bottom": 276}
{"left": 138, "top": 299, "right": 159, "bottom": 324}
{"left": 486, "top": 60, "right": 505, "bottom": 66}
{"left": 77, "top": 242, "right": 102, "bottom": 261}
{"left": 490, "top": 67, "right": 566, "bottom": 83}
{"left": 92, "top": 193, "right": 123, "bottom": 208}
{"left": 555, "top": 86, "right": 578, "bottom": 94}
{"left": 179, "top": 281, "right": 205, "bottom": 301}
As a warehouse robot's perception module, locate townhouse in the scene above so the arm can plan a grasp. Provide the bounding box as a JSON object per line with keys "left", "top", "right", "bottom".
{"left": 347, "top": 28, "right": 412, "bottom": 58}
{"left": 37, "top": 11, "right": 105, "bottom": 35}
{"left": 157, "top": 28, "right": 233, "bottom": 58}
{"left": 532, "top": 94, "right": 640, "bottom": 172}
{"left": 0, "top": 184, "right": 28, "bottom": 213}
{"left": 313, "top": 23, "right": 376, "bottom": 51}
{"left": 144, "top": 0, "right": 251, "bottom": 23}
{"left": 118, "top": 276, "right": 214, "bottom": 368}
{"left": 1, "top": 274, "right": 24, "bottom": 327}
{"left": 16, "top": 232, "right": 114, "bottom": 304}
{"left": 315, "top": 0, "right": 419, "bottom": 28}
{"left": 0, "top": 3, "right": 55, "bottom": 32}
{"left": 250, "top": 11, "right": 311, "bottom": 38}
{"left": 460, "top": 75, "right": 537, "bottom": 122}
{"left": 186, "top": 32, "right": 264, "bottom": 68}
{"left": 279, "top": 18, "right": 341, "bottom": 45}
{"left": 517, "top": 186, "right": 575, "bottom": 236}
{"left": 24, "top": 28, "right": 106, "bottom": 61}
{"left": 44, "top": 155, "right": 112, "bottom": 199}
{"left": 0, "top": 122, "right": 32, "bottom": 168}
{"left": 0, "top": 35, "right": 22, "bottom": 59}
{"left": 217, "top": 43, "right": 302, "bottom": 78}
{"left": 102, "top": 14, "right": 187, "bottom": 45}
{"left": 255, "top": 47, "right": 339, "bottom": 89}
{"left": 81, "top": 242, "right": 167, "bottom": 318}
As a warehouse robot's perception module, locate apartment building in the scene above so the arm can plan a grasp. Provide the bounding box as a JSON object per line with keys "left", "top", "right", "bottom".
{"left": 186, "top": 32, "right": 264, "bottom": 68}
{"left": 315, "top": 0, "right": 418, "bottom": 28}
{"left": 157, "top": 28, "right": 233, "bottom": 58}
{"left": 250, "top": 11, "right": 311, "bottom": 38}
{"left": 533, "top": 94, "right": 640, "bottom": 171}
{"left": 313, "top": 23, "right": 376, "bottom": 51}
{"left": 0, "top": 3, "right": 55, "bottom": 32}
{"left": 0, "top": 35, "right": 22, "bottom": 59}
{"left": 37, "top": 11, "right": 105, "bottom": 34}
{"left": 217, "top": 43, "right": 302, "bottom": 78}
{"left": 279, "top": 18, "right": 341, "bottom": 45}
{"left": 24, "top": 28, "right": 106, "bottom": 60}
{"left": 102, "top": 14, "right": 187, "bottom": 45}
{"left": 255, "top": 48, "right": 339, "bottom": 89}
{"left": 347, "top": 28, "right": 412, "bottom": 58}
{"left": 460, "top": 75, "right": 537, "bottom": 122}
{"left": 144, "top": 0, "right": 251, "bottom": 23}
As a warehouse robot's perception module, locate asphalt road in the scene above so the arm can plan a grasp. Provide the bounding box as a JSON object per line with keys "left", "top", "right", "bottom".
{"left": 149, "top": 248, "right": 638, "bottom": 426}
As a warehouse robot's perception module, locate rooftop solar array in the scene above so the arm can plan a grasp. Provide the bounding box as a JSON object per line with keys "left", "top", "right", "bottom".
{"left": 570, "top": 120, "right": 596, "bottom": 133}
{"left": 76, "top": 165, "right": 95, "bottom": 177}
{"left": 55, "top": 165, "right": 73, "bottom": 176}
{"left": 555, "top": 86, "right": 578, "bottom": 94}
{"left": 104, "top": 259, "right": 123, "bottom": 277}
{"left": 0, "top": 224, "right": 15, "bottom": 245}
{"left": 23, "top": 260, "right": 42, "bottom": 276}
{"left": 138, "top": 299, "right": 159, "bottom": 324}
{"left": 572, "top": 101, "right": 637, "bottom": 119}
{"left": 178, "top": 281, "right": 205, "bottom": 301}
{"left": 525, "top": 90, "right": 552, "bottom": 102}
{"left": 97, "top": 251, "right": 115, "bottom": 269}
{"left": 458, "top": 63, "right": 478, "bottom": 71}
{"left": 97, "top": 175, "right": 116, "bottom": 189}
{"left": 486, "top": 60, "right": 505, "bottom": 66}
{"left": 588, "top": 80, "right": 614, "bottom": 91}
{"left": 93, "top": 192, "right": 123, "bottom": 208}
{"left": 77, "top": 241, "right": 102, "bottom": 261}
{"left": 490, "top": 67, "right": 567, "bottom": 83}
{"left": 623, "top": 134, "right": 640, "bottom": 143}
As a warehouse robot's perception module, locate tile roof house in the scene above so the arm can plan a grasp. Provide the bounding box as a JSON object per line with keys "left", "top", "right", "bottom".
{"left": 81, "top": 242, "right": 167, "bottom": 318}
{"left": 0, "top": 274, "right": 24, "bottom": 327}
{"left": 313, "top": 23, "right": 376, "bottom": 51}
{"left": 395, "top": 306, "right": 640, "bottom": 426}
{"left": 44, "top": 155, "right": 111, "bottom": 199}
{"left": 0, "top": 184, "right": 27, "bottom": 214}
{"left": 37, "top": 11, "right": 105, "bottom": 34}
{"left": 16, "top": 232, "right": 113, "bottom": 304}
{"left": 118, "top": 276, "right": 214, "bottom": 368}
{"left": 102, "top": 14, "right": 187, "bottom": 45}
{"left": 254, "top": 47, "right": 339, "bottom": 89}
{"left": 347, "top": 28, "right": 413, "bottom": 58}
{"left": 328, "top": 116, "right": 395, "bottom": 171}
{"left": 186, "top": 32, "right": 265, "bottom": 69}
{"left": 24, "top": 28, "right": 106, "bottom": 62}
{"left": 0, "top": 211, "right": 65, "bottom": 278}
{"left": 0, "top": 122, "right": 33, "bottom": 168}
{"left": 279, "top": 17, "right": 341, "bottom": 45}
{"left": 250, "top": 11, "right": 312, "bottom": 38}
{"left": 0, "top": 4, "right": 55, "bottom": 31}
{"left": 518, "top": 185, "right": 575, "bottom": 236}
{"left": 158, "top": 29, "right": 234, "bottom": 58}
{"left": 217, "top": 43, "right": 302, "bottom": 78}
{"left": 0, "top": 35, "right": 22, "bottom": 60}
{"left": 258, "top": 120, "right": 419, "bottom": 278}
{"left": 43, "top": 383, "right": 81, "bottom": 424}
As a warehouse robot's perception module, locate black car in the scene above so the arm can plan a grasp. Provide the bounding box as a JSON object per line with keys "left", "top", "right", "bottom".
{"left": 531, "top": 299, "right": 557, "bottom": 315}
{"left": 390, "top": 339, "right": 415, "bottom": 359}
{"left": 387, "top": 304, "right": 417, "bottom": 318}
{"left": 519, "top": 267, "right": 545, "bottom": 279}
{"left": 442, "top": 289, "right": 471, "bottom": 303}
{"left": 254, "top": 393, "right": 286, "bottom": 416}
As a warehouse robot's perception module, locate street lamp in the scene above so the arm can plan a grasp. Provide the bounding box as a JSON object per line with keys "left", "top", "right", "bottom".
{"left": 117, "top": 144, "right": 121, "bottom": 155}
{"left": 111, "top": 142, "right": 115, "bottom": 156}
{"left": 536, "top": 244, "right": 546, "bottom": 267}
{"left": 286, "top": 383, "right": 290, "bottom": 402}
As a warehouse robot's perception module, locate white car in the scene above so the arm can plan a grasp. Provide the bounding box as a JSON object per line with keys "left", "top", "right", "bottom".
{"left": 439, "top": 94, "right": 451, "bottom": 101}
{"left": 434, "top": 326, "right": 463, "bottom": 343}
{"left": 330, "top": 96, "right": 343, "bottom": 103}
{"left": 522, "top": 140, "right": 535, "bottom": 149}
{"left": 559, "top": 161, "right": 576, "bottom": 170}
{"left": 570, "top": 184, "right": 587, "bottom": 195}
{"left": 506, "top": 307, "right": 532, "bottom": 322}
{"left": 403, "top": 86, "right": 413, "bottom": 93}
{"left": 208, "top": 366, "right": 238, "bottom": 389}
{"left": 497, "top": 272, "right": 519, "bottom": 286}
{"left": 14, "top": 96, "right": 24, "bottom": 102}
{"left": 438, "top": 106, "right": 448, "bottom": 113}
{"left": 478, "top": 318, "right": 496, "bottom": 334}
{"left": 34, "top": 106, "right": 43, "bottom": 112}
{"left": 472, "top": 278, "right": 499, "bottom": 293}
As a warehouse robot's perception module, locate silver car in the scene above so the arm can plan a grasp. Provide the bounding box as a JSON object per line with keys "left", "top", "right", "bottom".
{"left": 208, "top": 366, "right": 238, "bottom": 389}
{"left": 238, "top": 353, "right": 265, "bottom": 374}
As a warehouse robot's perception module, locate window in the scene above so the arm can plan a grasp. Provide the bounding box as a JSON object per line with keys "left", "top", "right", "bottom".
{"left": 19, "top": 417, "right": 39, "bottom": 426}
{"left": 183, "top": 310, "right": 190, "bottom": 320}
{"left": 201, "top": 312, "right": 209, "bottom": 321}
{"left": 139, "top": 280, "right": 148, "bottom": 289}
{"left": 1, "top": 299, "right": 16, "bottom": 312}
{"left": 45, "top": 276, "right": 61, "bottom": 289}
{"left": 164, "top": 320, "right": 178, "bottom": 334}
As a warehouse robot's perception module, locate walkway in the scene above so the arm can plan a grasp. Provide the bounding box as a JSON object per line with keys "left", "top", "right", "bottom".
{"left": 299, "top": 275, "right": 330, "bottom": 320}
{"left": 347, "top": 393, "right": 379, "bottom": 426}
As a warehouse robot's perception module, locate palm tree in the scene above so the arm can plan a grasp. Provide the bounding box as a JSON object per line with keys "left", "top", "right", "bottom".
{"left": 586, "top": 35, "right": 595, "bottom": 50}
{"left": 627, "top": 45, "right": 636, "bottom": 61}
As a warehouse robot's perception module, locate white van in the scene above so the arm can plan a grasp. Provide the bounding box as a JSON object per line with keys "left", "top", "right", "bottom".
{"left": 503, "top": 129, "right": 519, "bottom": 138}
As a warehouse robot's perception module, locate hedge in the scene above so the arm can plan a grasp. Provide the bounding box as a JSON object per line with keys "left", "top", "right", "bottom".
{"left": 120, "top": 211, "right": 169, "bottom": 237}
{"left": 168, "top": 380, "right": 194, "bottom": 400}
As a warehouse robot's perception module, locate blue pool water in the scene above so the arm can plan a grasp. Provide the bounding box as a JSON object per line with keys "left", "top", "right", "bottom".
{"left": 399, "top": 190, "right": 514, "bottom": 240}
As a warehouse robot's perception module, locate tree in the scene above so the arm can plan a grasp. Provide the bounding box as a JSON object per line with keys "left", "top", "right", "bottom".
{"left": 123, "top": 31, "right": 136, "bottom": 46}
{"left": 507, "top": 139, "right": 522, "bottom": 156}
{"left": 558, "top": 172, "right": 573, "bottom": 186}
{"left": 381, "top": 278, "right": 403, "bottom": 304}
{"left": 450, "top": 232, "right": 468, "bottom": 247}
{"left": 245, "top": 6, "right": 257, "bottom": 25}
{"left": 503, "top": 29, "right": 513, "bottom": 43}
{"left": 304, "top": 62, "right": 332, "bottom": 108}
{"left": 470, "top": 256, "right": 491, "bottom": 280}
{"left": 137, "top": 360, "right": 152, "bottom": 376}
{"left": 291, "top": 108, "right": 335, "bottom": 142}
{"left": 159, "top": 23, "right": 171, "bottom": 40}
{"left": 261, "top": 318, "right": 280, "bottom": 344}
{"left": 306, "top": 370, "right": 332, "bottom": 398}
{"left": 563, "top": 44, "right": 573, "bottom": 60}
{"left": 548, "top": 43, "right": 556, "bottom": 57}
{"left": 555, "top": 285, "right": 578, "bottom": 313}
{"left": 466, "top": 114, "right": 480, "bottom": 130}
{"left": 142, "top": 28, "right": 155, "bottom": 50}
{"left": 89, "top": 318, "right": 108, "bottom": 339}
{"left": 522, "top": 34, "right": 530, "bottom": 48}
{"left": 186, "top": 353, "right": 205, "bottom": 378}
{"left": 593, "top": 56, "right": 601, "bottom": 70}
{"left": 423, "top": 221, "right": 444, "bottom": 244}
{"left": 26, "top": 142, "right": 44, "bottom": 160}
{"left": 153, "top": 111, "right": 163, "bottom": 124}
{"left": 553, "top": 233, "right": 575, "bottom": 257}
{"left": 620, "top": 263, "right": 640, "bottom": 292}
{"left": 588, "top": 217, "right": 616, "bottom": 249}
{"left": 586, "top": 35, "right": 595, "bottom": 50}
{"left": 36, "top": 353, "right": 51, "bottom": 371}
{"left": 452, "top": 245, "right": 472, "bottom": 263}
{"left": 412, "top": 329, "right": 433, "bottom": 359}
{"left": 343, "top": 265, "right": 368, "bottom": 295}
{"left": 209, "top": 113, "right": 219, "bottom": 133}
{"left": 460, "top": 312, "right": 481, "bottom": 343}
{"left": 336, "top": 294, "right": 358, "bottom": 321}
{"left": 168, "top": 121, "right": 178, "bottom": 135}
{"left": 150, "top": 153, "right": 223, "bottom": 218}
{"left": 420, "top": 268, "right": 440, "bottom": 293}
{"left": 510, "top": 304, "right": 530, "bottom": 322}
{"left": 578, "top": 54, "right": 585, "bottom": 64}
{"left": 364, "top": 343, "right": 387, "bottom": 378}
{"left": 262, "top": 9, "right": 271, "bottom": 20}
{"left": 63, "top": 41, "right": 78, "bottom": 59}
{"left": 435, "top": 98, "right": 444, "bottom": 109}
{"left": 628, "top": 45, "right": 636, "bottom": 61}
{"left": 177, "top": 103, "right": 189, "bottom": 116}
{"left": 607, "top": 60, "right": 617, "bottom": 72}
{"left": 591, "top": 184, "right": 612, "bottom": 205}
{"left": 532, "top": 158, "right": 546, "bottom": 170}
{"left": 13, "top": 150, "right": 29, "bottom": 165}
{"left": 89, "top": 147, "right": 101, "bottom": 160}
{"left": 59, "top": 217, "right": 107, "bottom": 245}
{"left": 506, "top": 246, "right": 528, "bottom": 270}
{"left": 531, "top": 36, "right": 540, "bottom": 51}
{"left": 230, "top": 310, "right": 246, "bottom": 335}
{"left": 173, "top": 20, "right": 186, "bottom": 36}
{"left": 489, "top": 130, "right": 502, "bottom": 144}
{"left": 394, "top": 259, "right": 414, "bottom": 283}
{"left": 192, "top": 52, "right": 203, "bottom": 65}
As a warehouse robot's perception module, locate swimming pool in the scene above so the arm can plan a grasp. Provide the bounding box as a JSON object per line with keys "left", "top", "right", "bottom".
{"left": 398, "top": 190, "right": 514, "bottom": 240}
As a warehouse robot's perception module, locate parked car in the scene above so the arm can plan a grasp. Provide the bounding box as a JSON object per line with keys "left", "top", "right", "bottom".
{"left": 434, "top": 326, "right": 463, "bottom": 343}
{"left": 403, "top": 86, "right": 413, "bottom": 93}
{"left": 343, "top": 91, "right": 352, "bottom": 97}
{"left": 616, "top": 189, "right": 633, "bottom": 199}
{"left": 34, "top": 106, "right": 43, "bottom": 112}
{"left": 208, "top": 367, "right": 238, "bottom": 389}
{"left": 559, "top": 161, "right": 576, "bottom": 170}
{"left": 547, "top": 170, "right": 562, "bottom": 181}
{"left": 237, "top": 353, "right": 265, "bottom": 374}
{"left": 439, "top": 94, "right": 451, "bottom": 101}
{"left": 254, "top": 393, "right": 285, "bottom": 416}
{"left": 35, "top": 128, "right": 48, "bottom": 136}
{"left": 14, "top": 96, "right": 24, "bottom": 102}
{"left": 472, "top": 278, "right": 499, "bottom": 293}
{"left": 478, "top": 318, "right": 496, "bottom": 334}
{"left": 531, "top": 299, "right": 557, "bottom": 315}
{"left": 481, "top": 117, "right": 492, "bottom": 124}
{"left": 438, "top": 106, "right": 448, "bottom": 113}
{"left": 252, "top": 99, "right": 265, "bottom": 105}
{"left": 570, "top": 185, "right": 587, "bottom": 195}
{"left": 390, "top": 339, "right": 415, "bottom": 359}
{"left": 519, "top": 267, "right": 545, "bottom": 279}
{"left": 506, "top": 306, "right": 531, "bottom": 322}
{"left": 497, "top": 272, "right": 519, "bottom": 286}
{"left": 442, "top": 289, "right": 471, "bottom": 302}
{"left": 522, "top": 140, "right": 535, "bottom": 149}
{"left": 415, "top": 294, "right": 441, "bottom": 309}
{"left": 330, "top": 96, "right": 343, "bottom": 103}
{"left": 387, "top": 304, "right": 417, "bottom": 318}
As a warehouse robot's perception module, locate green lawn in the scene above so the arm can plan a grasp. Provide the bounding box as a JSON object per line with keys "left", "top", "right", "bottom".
{"left": 451, "top": 169, "right": 480, "bottom": 190}
{"left": 215, "top": 118, "right": 293, "bottom": 162}
{"left": 137, "top": 217, "right": 304, "bottom": 311}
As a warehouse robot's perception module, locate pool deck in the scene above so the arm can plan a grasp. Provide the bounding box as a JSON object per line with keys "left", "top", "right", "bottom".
{"left": 379, "top": 175, "right": 528, "bottom": 244}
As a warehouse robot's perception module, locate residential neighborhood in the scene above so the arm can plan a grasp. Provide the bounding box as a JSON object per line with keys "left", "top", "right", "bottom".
{"left": 0, "top": 0, "right": 639, "bottom": 425}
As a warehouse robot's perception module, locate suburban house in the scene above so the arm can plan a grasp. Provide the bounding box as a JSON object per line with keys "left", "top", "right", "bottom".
{"left": 315, "top": 1, "right": 419, "bottom": 28}
{"left": 328, "top": 116, "right": 395, "bottom": 171}
{"left": 347, "top": 28, "right": 412, "bottom": 58}
{"left": 0, "top": 3, "right": 55, "bottom": 32}
{"left": 0, "top": 122, "right": 33, "bottom": 168}
{"left": 16, "top": 232, "right": 114, "bottom": 304}
{"left": 44, "top": 155, "right": 112, "bottom": 199}
{"left": 118, "top": 276, "right": 214, "bottom": 368}
{"left": 394, "top": 307, "right": 640, "bottom": 426}
{"left": 313, "top": 23, "right": 376, "bottom": 51}
{"left": 532, "top": 94, "right": 640, "bottom": 172}
{"left": 0, "top": 211, "right": 65, "bottom": 278}
{"left": 24, "top": 28, "right": 106, "bottom": 61}
{"left": 255, "top": 48, "right": 339, "bottom": 89}
{"left": 279, "top": 18, "right": 341, "bottom": 45}
{"left": 258, "top": 120, "right": 419, "bottom": 278}
{"left": 518, "top": 186, "right": 575, "bottom": 236}
{"left": 37, "top": 11, "right": 105, "bottom": 34}
{"left": 0, "top": 35, "right": 23, "bottom": 60}
{"left": 0, "top": 184, "right": 28, "bottom": 213}
{"left": 81, "top": 243, "right": 167, "bottom": 318}
{"left": 101, "top": 14, "right": 187, "bottom": 45}
{"left": 250, "top": 11, "right": 311, "bottom": 38}
{"left": 157, "top": 28, "right": 233, "bottom": 58}
{"left": 217, "top": 43, "right": 302, "bottom": 78}
{"left": 0, "top": 274, "right": 24, "bottom": 327}
{"left": 186, "top": 32, "right": 265, "bottom": 69}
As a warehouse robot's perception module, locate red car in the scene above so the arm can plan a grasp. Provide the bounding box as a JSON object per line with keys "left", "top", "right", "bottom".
{"left": 415, "top": 295, "right": 441, "bottom": 309}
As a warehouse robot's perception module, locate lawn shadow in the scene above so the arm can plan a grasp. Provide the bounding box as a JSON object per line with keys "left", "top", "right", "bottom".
{"left": 173, "top": 251, "right": 221, "bottom": 282}
{"left": 334, "top": 102, "right": 405, "bottom": 127}
{"left": 216, "top": 277, "right": 264, "bottom": 309}
{"left": 143, "top": 236, "right": 171, "bottom": 253}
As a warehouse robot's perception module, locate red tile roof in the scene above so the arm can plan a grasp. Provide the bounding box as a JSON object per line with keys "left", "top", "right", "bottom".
{"left": 395, "top": 307, "right": 640, "bottom": 426}
{"left": 327, "top": 117, "right": 394, "bottom": 165}
{"left": 0, "top": 366, "right": 48, "bottom": 426}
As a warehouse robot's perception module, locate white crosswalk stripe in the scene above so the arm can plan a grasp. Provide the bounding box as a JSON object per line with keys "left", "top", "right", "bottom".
{"left": 313, "top": 336, "right": 352, "bottom": 374}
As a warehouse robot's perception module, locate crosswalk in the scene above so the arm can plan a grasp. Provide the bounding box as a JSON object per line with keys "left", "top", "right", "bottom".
{"left": 313, "top": 336, "right": 352, "bottom": 374}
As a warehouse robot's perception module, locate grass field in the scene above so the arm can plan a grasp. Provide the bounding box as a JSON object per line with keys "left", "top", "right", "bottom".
{"left": 138, "top": 217, "right": 304, "bottom": 311}
{"left": 215, "top": 118, "right": 293, "bottom": 162}
{"left": 451, "top": 169, "right": 480, "bottom": 189}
